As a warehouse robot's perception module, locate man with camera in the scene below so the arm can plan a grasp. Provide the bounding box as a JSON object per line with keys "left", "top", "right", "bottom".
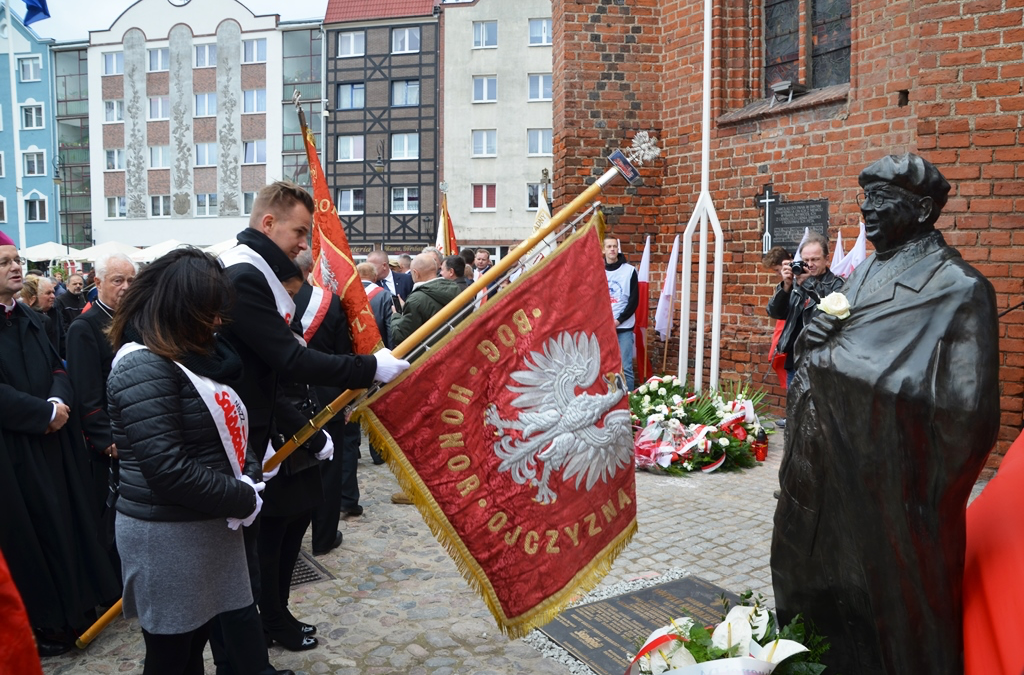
{"left": 766, "top": 232, "right": 844, "bottom": 393}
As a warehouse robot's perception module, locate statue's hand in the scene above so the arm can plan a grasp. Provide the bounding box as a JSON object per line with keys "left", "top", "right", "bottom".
{"left": 803, "top": 312, "right": 843, "bottom": 349}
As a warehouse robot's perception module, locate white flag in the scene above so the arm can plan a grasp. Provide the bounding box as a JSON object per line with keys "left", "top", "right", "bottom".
{"left": 829, "top": 229, "right": 845, "bottom": 272}
{"left": 654, "top": 235, "right": 680, "bottom": 341}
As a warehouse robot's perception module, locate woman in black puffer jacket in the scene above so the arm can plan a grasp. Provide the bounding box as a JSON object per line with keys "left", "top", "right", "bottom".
{"left": 107, "top": 248, "right": 263, "bottom": 675}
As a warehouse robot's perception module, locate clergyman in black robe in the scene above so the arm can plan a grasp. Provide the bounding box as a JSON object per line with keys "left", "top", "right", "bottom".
{"left": 0, "top": 239, "right": 120, "bottom": 654}
{"left": 771, "top": 153, "right": 1000, "bottom": 674}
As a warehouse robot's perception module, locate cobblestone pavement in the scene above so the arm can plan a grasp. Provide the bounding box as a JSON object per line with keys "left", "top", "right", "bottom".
{"left": 39, "top": 431, "right": 799, "bottom": 674}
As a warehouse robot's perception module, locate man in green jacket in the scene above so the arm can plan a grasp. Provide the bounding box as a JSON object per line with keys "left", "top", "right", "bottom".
{"left": 390, "top": 253, "right": 462, "bottom": 347}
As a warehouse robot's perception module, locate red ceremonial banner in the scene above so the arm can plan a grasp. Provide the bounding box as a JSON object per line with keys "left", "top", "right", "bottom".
{"left": 361, "top": 218, "right": 637, "bottom": 637}
{"left": 300, "top": 121, "right": 382, "bottom": 355}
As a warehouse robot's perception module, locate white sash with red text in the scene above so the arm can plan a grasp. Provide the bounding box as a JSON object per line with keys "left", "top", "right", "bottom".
{"left": 113, "top": 342, "right": 249, "bottom": 479}
{"left": 219, "top": 244, "right": 304, "bottom": 345}
{"left": 299, "top": 285, "right": 332, "bottom": 343}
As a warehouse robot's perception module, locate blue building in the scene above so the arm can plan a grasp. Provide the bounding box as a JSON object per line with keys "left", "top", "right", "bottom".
{"left": 0, "top": 5, "right": 58, "bottom": 248}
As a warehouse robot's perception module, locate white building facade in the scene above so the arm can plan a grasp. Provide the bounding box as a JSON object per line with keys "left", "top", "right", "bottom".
{"left": 87, "top": 0, "right": 283, "bottom": 246}
{"left": 440, "top": 0, "right": 553, "bottom": 248}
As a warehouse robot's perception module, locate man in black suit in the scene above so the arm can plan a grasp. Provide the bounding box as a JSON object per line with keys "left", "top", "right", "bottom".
{"left": 292, "top": 251, "right": 364, "bottom": 556}
{"left": 66, "top": 252, "right": 137, "bottom": 560}
{"left": 367, "top": 249, "right": 412, "bottom": 301}
{"left": 54, "top": 273, "right": 86, "bottom": 331}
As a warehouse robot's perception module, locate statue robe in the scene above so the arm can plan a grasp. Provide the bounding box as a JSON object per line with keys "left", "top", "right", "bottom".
{"left": 0, "top": 303, "right": 120, "bottom": 633}
{"left": 771, "top": 231, "right": 999, "bottom": 674}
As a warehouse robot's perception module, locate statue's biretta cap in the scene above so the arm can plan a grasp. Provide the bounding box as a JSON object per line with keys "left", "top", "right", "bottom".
{"left": 0, "top": 231, "right": 15, "bottom": 247}
{"left": 858, "top": 153, "right": 951, "bottom": 209}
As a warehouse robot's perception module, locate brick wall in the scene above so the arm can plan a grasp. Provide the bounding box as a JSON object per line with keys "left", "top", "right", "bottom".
{"left": 554, "top": 0, "right": 1023, "bottom": 466}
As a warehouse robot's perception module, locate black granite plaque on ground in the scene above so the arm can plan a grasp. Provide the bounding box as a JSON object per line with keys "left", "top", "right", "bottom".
{"left": 768, "top": 199, "right": 829, "bottom": 252}
{"left": 538, "top": 576, "right": 741, "bottom": 675}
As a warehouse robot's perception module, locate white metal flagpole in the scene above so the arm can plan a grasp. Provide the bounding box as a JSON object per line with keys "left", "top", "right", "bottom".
{"left": 677, "top": 0, "right": 724, "bottom": 392}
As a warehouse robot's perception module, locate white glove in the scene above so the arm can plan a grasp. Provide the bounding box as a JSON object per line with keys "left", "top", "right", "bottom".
{"left": 227, "top": 475, "right": 266, "bottom": 530}
{"left": 315, "top": 430, "right": 334, "bottom": 462}
{"left": 262, "top": 442, "right": 280, "bottom": 481}
{"left": 373, "top": 348, "right": 410, "bottom": 383}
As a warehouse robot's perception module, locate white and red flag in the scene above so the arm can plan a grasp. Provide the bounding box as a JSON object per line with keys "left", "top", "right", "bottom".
{"left": 435, "top": 192, "right": 459, "bottom": 257}
{"left": 833, "top": 222, "right": 867, "bottom": 278}
{"left": 654, "top": 235, "right": 680, "bottom": 341}
{"left": 633, "top": 236, "right": 653, "bottom": 384}
{"left": 830, "top": 229, "right": 846, "bottom": 273}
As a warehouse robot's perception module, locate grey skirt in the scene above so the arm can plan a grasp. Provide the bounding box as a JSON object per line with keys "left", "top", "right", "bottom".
{"left": 116, "top": 512, "right": 253, "bottom": 634}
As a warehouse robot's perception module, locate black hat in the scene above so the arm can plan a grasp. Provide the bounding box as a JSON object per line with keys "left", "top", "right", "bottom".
{"left": 858, "top": 153, "right": 951, "bottom": 209}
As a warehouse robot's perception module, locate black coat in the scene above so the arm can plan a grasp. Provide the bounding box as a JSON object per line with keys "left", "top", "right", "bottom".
{"left": 390, "top": 270, "right": 413, "bottom": 300}
{"left": 66, "top": 303, "right": 115, "bottom": 456}
{"left": 766, "top": 268, "right": 844, "bottom": 370}
{"left": 220, "top": 229, "right": 377, "bottom": 459}
{"left": 772, "top": 232, "right": 1000, "bottom": 674}
{"left": 108, "top": 349, "right": 258, "bottom": 522}
{"left": 55, "top": 291, "right": 86, "bottom": 332}
{"left": 0, "top": 303, "right": 120, "bottom": 631}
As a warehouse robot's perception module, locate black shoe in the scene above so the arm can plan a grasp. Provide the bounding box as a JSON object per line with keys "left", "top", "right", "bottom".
{"left": 36, "top": 636, "right": 73, "bottom": 657}
{"left": 369, "top": 446, "right": 385, "bottom": 465}
{"left": 285, "top": 612, "right": 317, "bottom": 637}
{"left": 341, "top": 505, "right": 363, "bottom": 518}
{"left": 312, "top": 531, "right": 342, "bottom": 556}
{"left": 265, "top": 627, "right": 318, "bottom": 652}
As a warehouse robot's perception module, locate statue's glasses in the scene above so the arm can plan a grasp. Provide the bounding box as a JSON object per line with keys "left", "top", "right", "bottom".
{"left": 857, "top": 185, "right": 923, "bottom": 208}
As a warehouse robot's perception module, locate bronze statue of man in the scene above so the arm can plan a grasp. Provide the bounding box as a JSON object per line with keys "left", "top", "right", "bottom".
{"left": 771, "top": 153, "right": 999, "bottom": 674}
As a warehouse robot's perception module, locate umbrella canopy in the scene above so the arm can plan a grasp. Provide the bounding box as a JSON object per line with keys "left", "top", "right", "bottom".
{"left": 131, "top": 239, "right": 187, "bottom": 263}
{"left": 204, "top": 238, "right": 238, "bottom": 256}
{"left": 68, "top": 241, "right": 141, "bottom": 263}
{"left": 20, "top": 241, "right": 72, "bottom": 261}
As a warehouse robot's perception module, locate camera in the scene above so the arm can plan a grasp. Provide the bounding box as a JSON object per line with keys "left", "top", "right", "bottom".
{"left": 790, "top": 260, "right": 806, "bottom": 276}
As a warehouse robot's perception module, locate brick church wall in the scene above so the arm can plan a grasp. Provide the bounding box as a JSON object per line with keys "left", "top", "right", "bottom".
{"left": 553, "top": 0, "right": 1023, "bottom": 466}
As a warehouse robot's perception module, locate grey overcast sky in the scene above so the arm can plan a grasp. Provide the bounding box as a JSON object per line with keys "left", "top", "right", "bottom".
{"left": 20, "top": 0, "right": 329, "bottom": 42}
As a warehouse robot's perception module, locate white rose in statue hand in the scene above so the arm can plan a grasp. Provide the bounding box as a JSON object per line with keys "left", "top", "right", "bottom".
{"left": 818, "top": 291, "right": 851, "bottom": 319}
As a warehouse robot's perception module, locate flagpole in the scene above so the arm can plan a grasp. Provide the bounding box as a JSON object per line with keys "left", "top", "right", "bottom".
{"left": 5, "top": 1, "right": 27, "bottom": 249}
{"left": 263, "top": 135, "right": 660, "bottom": 472}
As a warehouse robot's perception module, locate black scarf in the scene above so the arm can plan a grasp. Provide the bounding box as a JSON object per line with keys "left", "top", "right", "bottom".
{"left": 123, "top": 324, "right": 244, "bottom": 385}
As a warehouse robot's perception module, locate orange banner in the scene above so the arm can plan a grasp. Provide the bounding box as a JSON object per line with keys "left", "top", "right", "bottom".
{"left": 436, "top": 193, "right": 458, "bottom": 256}
{"left": 299, "top": 117, "right": 382, "bottom": 355}
{"left": 360, "top": 217, "right": 637, "bottom": 637}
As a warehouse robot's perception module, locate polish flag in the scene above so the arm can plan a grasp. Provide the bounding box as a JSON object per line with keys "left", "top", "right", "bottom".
{"left": 654, "top": 235, "right": 680, "bottom": 341}
{"left": 633, "top": 236, "right": 653, "bottom": 383}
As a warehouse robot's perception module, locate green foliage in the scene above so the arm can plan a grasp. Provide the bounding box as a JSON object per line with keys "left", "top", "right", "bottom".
{"left": 681, "top": 622, "right": 739, "bottom": 663}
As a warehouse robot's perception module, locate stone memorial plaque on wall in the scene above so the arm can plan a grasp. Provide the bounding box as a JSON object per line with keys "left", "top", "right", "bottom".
{"left": 538, "top": 576, "right": 739, "bottom": 675}
{"left": 768, "top": 199, "right": 829, "bottom": 251}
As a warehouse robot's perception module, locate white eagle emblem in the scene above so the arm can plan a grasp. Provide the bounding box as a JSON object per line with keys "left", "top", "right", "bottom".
{"left": 484, "top": 331, "right": 633, "bottom": 505}
{"left": 318, "top": 254, "right": 338, "bottom": 293}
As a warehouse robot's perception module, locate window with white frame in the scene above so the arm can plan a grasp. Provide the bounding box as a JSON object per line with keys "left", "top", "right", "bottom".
{"left": 472, "top": 130, "right": 496, "bottom": 157}
{"left": 23, "top": 151, "right": 45, "bottom": 176}
{"left": 196, "top": 193, "right": 218, "bottom": 217}
{"left": 195, "top": 44, "right": 217, "bottom": 68}
{"left": 104, "top": 99, "right": 124, "bottom": 122}
{"left": 0, "top": 151, "right": 4, "bottom": 177}
{"left": 149, "top": 96, "right": 170, "bottom": 120}
{"left": 526, "top": 182, "right": 553, "bottom": 210}
{"left": 107, "top": 196, "right": 127, "bottom": 219}
{"left": 21, "top": 105, "right": 43, "bottom": 129}
{"left": 337, "top": 135, "right": 364, "bottom": 162}
{"left": 242, "top": 38, "right": 267, "bottom": 64}
{"left": 391, "top": 133, "right": 419, "bottom": 160}
{"left": 528, "top": 73, "right": 552, "bottom": 101}
{"left": 148, "top": 48, "right": 169, "bottom": 72}
{"left": 149, "top": 145, "right": 171, "bottom": 168}
{"left": 151, "top": 195, "right": 171, "bottom": 217}
{"left": 528, "top": 128, "right": 553, "bottom": 155}
{"left": 195, "top": 93, "right": 217, "bottom": 117}
{"left": 391, "top": 187, "right": 419, "bottom": 213}
{"left": 243, "top": 192, "right": 257, "bottom": 215}
{"left": 26, "top": 196, "right": 46, "bottom": 222}
{"left": 18, "top": 56, "right": 41, "bottom": 82}
{"left": 243, "top": 140, "right": 267, "bottom": 164}
{"left": 472, "top": 184, "right": 497, "bottom": 211}
{"left": 105, "top": 149, "right": 125, "bottom": 170}
{"left": 391, "top": 80, "right": 420, "bottom": 107}
{"left": 103, "top": 52, "right": 123, "bottom": 75}
{"left": 0, "top": 197, "right": 5, "bottom": 222}
{"left": 473, "top": 76, "right": 497, "bottom": 103}
{"left": 195, "top": 143, "right": 217, "bottom": 166}
{"left": 529, "top": 18, "right": 552, "bottom": 45}
{"left": 243, "top": 89, "right": 266, "bottom": 113}
{"left": 338, "top": 31, "right": 365, "bottom": 58}
{"left": 473, "top": 21, "right": 497, "bottom": 48}
{"left": 336, "top": 188, "right": 364, "bottom": 214}
{"left": 392, "top": 27, "right": 420, "bottom": 54}
{"left": 337, "top": 83, "right": 365, "bottom": 110}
